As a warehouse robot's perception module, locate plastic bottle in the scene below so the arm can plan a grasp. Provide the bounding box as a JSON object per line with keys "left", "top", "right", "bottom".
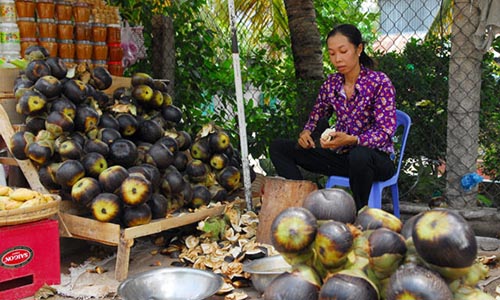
{"left": 0, "top": 0, "right": 16, "bottom": 23}
{"left": 0, "top": 22, "right": 21, "bottom": 61}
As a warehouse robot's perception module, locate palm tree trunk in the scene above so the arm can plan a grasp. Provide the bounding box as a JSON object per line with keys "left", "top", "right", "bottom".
{"left": 283, "top": 0, "right": 324, "bottom": 127}
{"left": 445, "top": 0, "right": 482, "bottom": 207}
{"left": 151, "top": 15, "right": 176, "bottom": 98}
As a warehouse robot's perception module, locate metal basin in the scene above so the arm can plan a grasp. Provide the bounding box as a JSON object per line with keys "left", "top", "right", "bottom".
{"left": 117, "top": 267, "right": 223, "bottom": 300}
{"left": 243, "top": 255, "right": 291, "bottom": 293}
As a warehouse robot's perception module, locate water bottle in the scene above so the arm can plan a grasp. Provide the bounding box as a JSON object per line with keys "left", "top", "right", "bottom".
{"left": 0, "top": 22, "right": 21, "bottom": 61}
{"left": 0, "top": 0, "right": 21, "bottom": 62}
{"left": 0, "top": 0, "right": 16, "bottom": 23}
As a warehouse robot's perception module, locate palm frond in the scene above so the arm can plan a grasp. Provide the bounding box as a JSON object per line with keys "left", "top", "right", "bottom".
{"left": 427, "top": 0, "right": 453, "bottom": 38}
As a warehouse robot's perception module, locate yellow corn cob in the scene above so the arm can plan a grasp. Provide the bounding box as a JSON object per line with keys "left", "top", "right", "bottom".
{"left": 0, "top": 185, "right": 13, "bottom": 196}
{"left": 41, "top": 194, "right": 55, "bottom": 203}
{"left": 5, "top": 199, "right": 23, "bottom": 210}
{"left": 0, "top": 196, "right": 8, "bottom": 210}
{"left": 19, "top": 198, "right": 43, "bottom": 208}
{"left": 9, "top": 188, "right": 39, "bottom": 202}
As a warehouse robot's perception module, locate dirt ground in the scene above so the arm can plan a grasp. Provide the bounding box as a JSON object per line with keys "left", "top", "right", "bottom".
{"left": 38, "top": 237, "right": 264, "bottom": 300}
{"left": 477, "top": 237, "right": 500, "bottom": 297}
{"left": 482, "top": 268, "right": 500, "bottom": 297}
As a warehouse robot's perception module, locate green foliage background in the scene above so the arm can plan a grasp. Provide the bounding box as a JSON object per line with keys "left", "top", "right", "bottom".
{"left": 109, "top": 0, "right": 500, "bottom": 204}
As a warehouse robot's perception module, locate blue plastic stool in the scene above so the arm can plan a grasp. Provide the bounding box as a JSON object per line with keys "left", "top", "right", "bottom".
{"left": 325, "top": 110, "right": 412, "bottom": 218}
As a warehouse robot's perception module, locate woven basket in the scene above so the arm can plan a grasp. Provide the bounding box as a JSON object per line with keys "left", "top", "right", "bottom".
{"left": 0, "top": 194, "right": 61, "bottom": 226}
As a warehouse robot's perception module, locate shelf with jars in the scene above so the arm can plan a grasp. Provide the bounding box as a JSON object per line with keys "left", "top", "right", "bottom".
{"left": 12, "top": 0, "right": 124, "bottom": 74}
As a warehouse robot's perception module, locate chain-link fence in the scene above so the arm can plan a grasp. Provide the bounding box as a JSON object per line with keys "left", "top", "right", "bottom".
{"left": 130, "top": 0, "right": 499, "bottom": 208}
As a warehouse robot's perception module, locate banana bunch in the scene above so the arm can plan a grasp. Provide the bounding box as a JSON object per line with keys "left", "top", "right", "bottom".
{"left": 0, "top": 186, "right": 55, "bottom": 211}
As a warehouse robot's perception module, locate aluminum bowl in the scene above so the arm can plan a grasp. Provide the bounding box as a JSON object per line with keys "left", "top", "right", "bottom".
{"left": 243, "top": 255, "right": 292, "bottom": 293}
{"left": 117, "top": 267, "right": 223, "bottom": 300}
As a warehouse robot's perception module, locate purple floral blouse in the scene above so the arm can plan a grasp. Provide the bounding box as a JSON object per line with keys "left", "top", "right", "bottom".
{"left": 304, "top": 66, "right": 397, "bottom": 154}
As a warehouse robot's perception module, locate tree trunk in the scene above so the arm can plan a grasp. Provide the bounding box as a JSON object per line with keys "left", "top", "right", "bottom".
{"left": 151, "top": 15, "right": 176, "bottom": 98}
{"left": 445, "top": 0, "right": 482, "bottom": 208}
{"left": 283, "top": 0, "right": 324, "bottom": 127}
{"left": 256, "top": 177, "right": 318, "bottom": 245}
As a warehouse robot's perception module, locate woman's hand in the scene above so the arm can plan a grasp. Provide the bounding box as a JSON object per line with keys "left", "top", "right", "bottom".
{"left": 320, "top": 131, "right": 357, "bottom": 149}
{"left": 298, "top": 130, "right": 315, "bottom": 149}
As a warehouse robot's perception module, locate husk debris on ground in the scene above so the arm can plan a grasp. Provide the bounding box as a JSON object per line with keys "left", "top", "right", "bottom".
{"left": 37, "top": 197, "right": 500, "bottom": 300}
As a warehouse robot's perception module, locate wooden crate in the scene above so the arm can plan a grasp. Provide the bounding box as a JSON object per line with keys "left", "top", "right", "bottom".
{"left": 0, "top": 93, "right": 25, "bottom": 125}
{"left": 58, "top": 201, "right": 226, "bottom": 281}
{"left": 103, "top": 76, "right": 131, "bottom": 95}
{"left": 0, "top": 104, "right": 46, "bottom": 192}
{"left": 0, "top": 93, "right": 28, "bottom": 184}
{"left": 0, "top": 68, "right": 20, "bottom": 93}
{"left": 0, "top": 104, "right": 227, "bottom": 281}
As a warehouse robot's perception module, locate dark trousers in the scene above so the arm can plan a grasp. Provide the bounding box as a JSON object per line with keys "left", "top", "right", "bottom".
{"left": 269, "top": 138, "right": 395, "bottom": 210}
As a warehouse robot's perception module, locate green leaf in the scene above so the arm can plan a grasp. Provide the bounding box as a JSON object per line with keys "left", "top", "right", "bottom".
{"left": 201, "top": 216, "right": 227, "bottom": 240}
{"left": 477, "top": 194, "right": 493, "bottom": 207}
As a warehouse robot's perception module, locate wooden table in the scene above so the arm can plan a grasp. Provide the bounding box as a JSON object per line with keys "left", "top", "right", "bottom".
{"left": 0, "top": 103, "right": 227, "bottom": 281}
{"left": 59, "top": 201, "right": 226, "bottom": 281}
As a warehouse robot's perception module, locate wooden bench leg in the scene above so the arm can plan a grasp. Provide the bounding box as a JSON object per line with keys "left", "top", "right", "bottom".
{"left": 115, "top": 236, "right": 134, "bottom": 281}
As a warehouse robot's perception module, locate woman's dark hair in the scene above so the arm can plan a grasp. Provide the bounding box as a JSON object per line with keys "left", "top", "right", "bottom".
{"left": 327, "top": 24, "right": 374, "bottom": 69}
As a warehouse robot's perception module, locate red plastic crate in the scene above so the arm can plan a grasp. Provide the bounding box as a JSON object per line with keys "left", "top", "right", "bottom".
{"left": 0, "top": 219, "right": 60, "bottom": 300}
